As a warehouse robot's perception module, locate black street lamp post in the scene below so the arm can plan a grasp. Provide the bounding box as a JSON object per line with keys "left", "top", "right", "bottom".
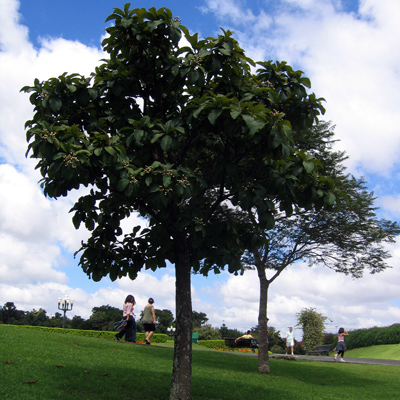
{"left": 57, "top": 296, "right": 74, "bottom": 328}
{"left": 167, "top": 326, "right": 176, "bottom": 340}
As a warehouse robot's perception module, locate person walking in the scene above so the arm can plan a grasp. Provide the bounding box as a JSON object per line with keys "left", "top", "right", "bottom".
{"left": 285, "top": 327, "right": 295, "bottom": 355}
{"left": 115, "top": 294, "right": 136, "bottom": 343}
{"left": 142, "top": 298, "right": 157, "bottom": 345}
{"left": 334, "top": 327, "right": 349, "bottom": 362}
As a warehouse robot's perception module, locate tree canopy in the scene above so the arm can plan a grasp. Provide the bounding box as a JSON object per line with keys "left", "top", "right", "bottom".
{"left": 22, "top": 5, "right": 337, "bottom": 399}
{"left": 242, "top": 121, "right": 400, "bottom": 373}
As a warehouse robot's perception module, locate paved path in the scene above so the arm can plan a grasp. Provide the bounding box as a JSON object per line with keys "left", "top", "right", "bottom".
{"left": 269, "top": 353, "right": 400, "bottom": 366}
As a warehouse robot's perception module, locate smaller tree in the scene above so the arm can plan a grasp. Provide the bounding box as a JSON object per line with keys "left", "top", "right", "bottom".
{"left": 219, "top": 323, "right": 242, "bottom": 338}
{"left": 155, "top": 309, "right": 175, "bottom": 334}
{"left": 192, "top": 311, "right": 208, "bottom": 329}
{"left": 296, "top": 307, "right": 328, "bottom": 353}
{"left": 87, "top": 305, "right": 122, "bottom": 331}
{"left": 195, "top": 324, "right": 221, "bottom": 340}
{"left": 69, "top": 315, "right": 87, "bottom": 330}
{"left": 1, "top": 302, "right": 25, "bottom": 324}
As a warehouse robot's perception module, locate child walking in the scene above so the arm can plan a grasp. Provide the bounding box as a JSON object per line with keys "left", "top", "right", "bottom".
{"left": 334, "top": 327, "right": 349, "bottom": 362}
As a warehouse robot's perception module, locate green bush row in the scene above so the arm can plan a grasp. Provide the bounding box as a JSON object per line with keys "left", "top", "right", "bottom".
{"left": 198, "top": 340, "right": 228, "bottom": 349}
{"left": 6, "top": 325, "right": 168, "bottom": 343}
{"left": 344, "top": 324, "right": 400, "bottom": 349}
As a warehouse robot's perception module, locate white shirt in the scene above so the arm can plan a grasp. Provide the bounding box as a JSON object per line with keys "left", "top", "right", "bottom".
{"left": 286, "top": 330, "right": 295, "bottom": 341}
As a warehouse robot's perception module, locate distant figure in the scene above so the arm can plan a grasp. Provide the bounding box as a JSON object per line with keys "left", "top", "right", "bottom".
{"left": 235, "top": 330, "right": 254, "bottom": 343}
{"left": 334, "top": 327, "right": 349, "bottom": 362}
{"left": 235, "top": 330, "right": 258, "bottom": 352}
{"left": 285, "top": 327, "right": 295, "bottom": 355}
{"left": 142, "top": 298, "right": 157, "bottom": 345}
{"left": 115, "top": 294, "right": 136, "bottom": 343}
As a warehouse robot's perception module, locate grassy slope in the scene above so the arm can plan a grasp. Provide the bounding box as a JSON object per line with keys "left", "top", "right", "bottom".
{"left": 1, "top": 325, "right": 399, "bottom": 400}
{"left": 344, "top": 344, "right": 400, "bottom": 360}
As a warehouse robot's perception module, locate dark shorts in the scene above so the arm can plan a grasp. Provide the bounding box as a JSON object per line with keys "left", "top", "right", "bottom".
{"left": 143, "top": 323, "right": 156, "bottom": 332}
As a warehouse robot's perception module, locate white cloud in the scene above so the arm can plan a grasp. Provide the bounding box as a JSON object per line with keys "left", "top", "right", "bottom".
{"left": 202, "top": 0, "right": 400, "bottom": 176}
{"left": 199, "top": 241, "right": 400, "bottom": 334}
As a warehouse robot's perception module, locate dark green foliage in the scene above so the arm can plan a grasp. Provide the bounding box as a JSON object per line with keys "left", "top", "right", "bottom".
{"left": 296, "top": 307, "right": 328, "bottom": 353}
{"left": 1, "top": 302, "right": 25, "bottom": 324}
{"left": 219, "top": 323, "right": 244, "bottom": 339}
{"left": 343, "top": 324, "right": 400, "bottom": 350}
{"left": 270, "top": 344, "right": 285, "bottom": 354}
{"left": 155, "top": 309, "right": 175, "bottom": 333}
{"left": 194, "top": 325, "right": 222, "bottom": 340}
{"left": 294, "top": 342, "right": 307, "bottom": 355}
{"left": 86, "top": 304, "right": 123, "bottom": 331}
{"left": 192, "top": 311, "right": 208, "bottom": 329}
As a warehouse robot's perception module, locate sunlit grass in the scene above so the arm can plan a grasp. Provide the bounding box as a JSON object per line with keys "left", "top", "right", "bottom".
{"left": 1, "top": 325, "right": 399, "bottom": 400}
{"left": 345, "top": 343, "right": 400, "bottom": 360}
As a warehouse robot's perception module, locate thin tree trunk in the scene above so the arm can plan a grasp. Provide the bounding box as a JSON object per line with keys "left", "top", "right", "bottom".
{"left": 169, "top": 247, "right": 193, "bottom": 400}
{"left": 255, "top": 253, "right": 271, "bottom": 374}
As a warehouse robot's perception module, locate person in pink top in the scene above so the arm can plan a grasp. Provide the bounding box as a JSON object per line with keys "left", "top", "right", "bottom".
{"left": 115, "top": 294, "right": 136, "bottom": 343}
{"left": 334, "top": 327, "right": 349, "bottom": 362}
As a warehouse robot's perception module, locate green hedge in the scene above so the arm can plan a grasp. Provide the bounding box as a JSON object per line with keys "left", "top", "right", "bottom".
{"left": 333, "top": 324, "right": 400, "bottom": 350}
{"left": 198, "top": 340, "right": 227, "bottom": 349}
{"left": 5, "top": 325, "right": 168, "bottom": 343}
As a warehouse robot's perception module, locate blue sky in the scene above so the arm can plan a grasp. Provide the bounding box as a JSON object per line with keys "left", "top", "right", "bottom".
{"left": 1, "top": 0, "right": 400, "bottom": 335}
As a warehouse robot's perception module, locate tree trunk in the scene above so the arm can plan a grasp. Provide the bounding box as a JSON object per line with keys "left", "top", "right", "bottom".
{"left": 169, "top": 247, "right": 193, "bottom": 400}
{"left": 255, "top": 254, "right": 271, "bottom": 374}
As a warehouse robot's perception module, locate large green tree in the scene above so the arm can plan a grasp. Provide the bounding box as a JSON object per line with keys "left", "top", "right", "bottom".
{"left": 22, "top": 5, "right": 334, "bottom": 399}
{"left": 87, "top": 305, "right": 122, "bottom": 331}
{"left": 154, "top": 309, "right": 175, "bottom": 334}
{"left": 296, "top": 307, "right": 328, "bottom": 353}
{"left": 192, "top": 311, "right": 208, "bottom": 329}
{"left": 242, "top": 122, "right": 400, "bottom": 374}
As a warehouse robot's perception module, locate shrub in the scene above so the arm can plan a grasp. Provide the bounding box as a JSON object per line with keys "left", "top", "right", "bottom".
{"left": 335, "top": 324, "right": 400, "bottom": 350}
{"left": 270, "top": 344, "right": 285, "bottom": 354}
{"left": 198, "top": 340, "right": 226, "bottom": 349}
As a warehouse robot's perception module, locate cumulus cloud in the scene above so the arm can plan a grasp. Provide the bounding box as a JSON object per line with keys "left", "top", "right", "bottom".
{"left": 200, "top": 243, "right": 400, "bottom": 334}
{"left": 202, "top": 0, "right": 400, "bottom": 176}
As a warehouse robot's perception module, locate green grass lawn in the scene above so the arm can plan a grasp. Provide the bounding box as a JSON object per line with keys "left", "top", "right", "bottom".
{"left": 1, "top": 325, "right": 399, "bottom": 400}
{"left": 345, "top": 343, "right": 400, "bottom": 360}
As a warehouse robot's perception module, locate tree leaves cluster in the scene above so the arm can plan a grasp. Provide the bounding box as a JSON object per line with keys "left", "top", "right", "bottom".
{"left": 22, "top": 4, "right": 342, "bottom": 399}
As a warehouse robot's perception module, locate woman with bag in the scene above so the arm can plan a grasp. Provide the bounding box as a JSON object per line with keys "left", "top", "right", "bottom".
{"left": 115, "top": 294, "right": 136, "bottom": 343}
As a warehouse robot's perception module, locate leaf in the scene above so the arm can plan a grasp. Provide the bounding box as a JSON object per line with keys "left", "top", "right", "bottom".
{"left": 23, "top": 380, "right": 39, "bottom": 384}
{"left": 161, "top": 135, "right": 172, "bottom": 152}
{"left": 230, "top": 108, "right": 241, "bottom": 120}
{"left": 49, "top": 96, "right": 62, "bottom": 112}
{"left": 72, "top": 212, "right": 82, "bottom": 229}
{"left": 208, "top": 109, "right": 222, "bottom": 125}
{"left": 187, "top": 69, "right": 199, "bottom": 85}
{"left": 242, "top": 115, "right": 265, "bottom": 136}
{"left": 150, "top": 133, "right": 164, "bottom": 143}
{"left": 105, "top": 146, "right": 115, "bottom": 156}
{"left": 324, "top": 192, "right": 336, "bottom": 206}
{"left": 163, "top": 175, "right": 172, "bottom": 188}
{"left": 302, "top": 161, "right": 314, "bottom": 173}
{"left": 117, "top": 178, "right": 130, "bottom": 192}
